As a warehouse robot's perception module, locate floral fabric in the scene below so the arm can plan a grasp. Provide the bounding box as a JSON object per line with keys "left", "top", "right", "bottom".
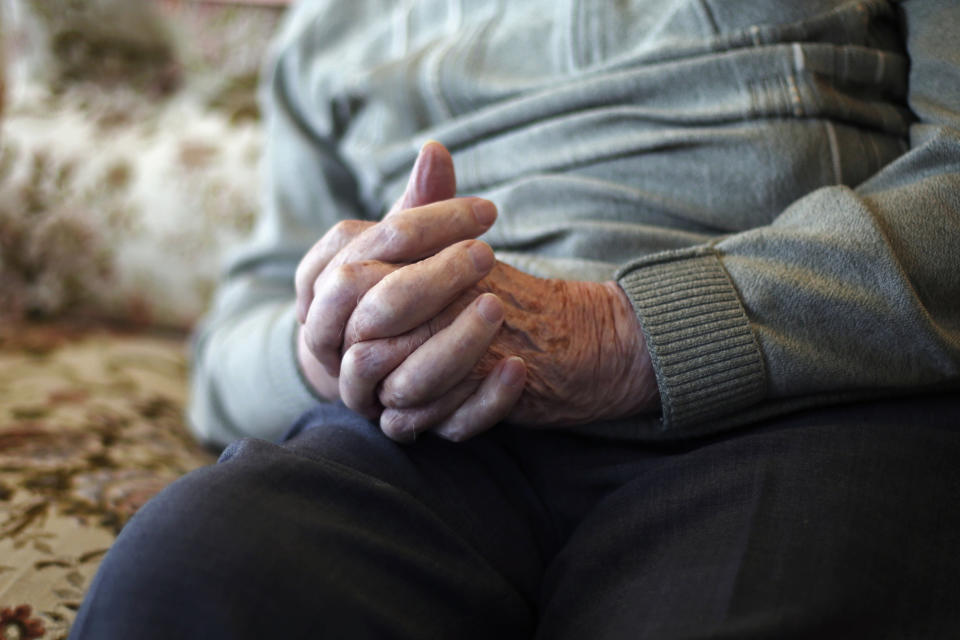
{"left": 1, "top": 0, "right": 284, "bottom": 328}
{"left": 0, "top": 323, "right": 216, "bottom": 638}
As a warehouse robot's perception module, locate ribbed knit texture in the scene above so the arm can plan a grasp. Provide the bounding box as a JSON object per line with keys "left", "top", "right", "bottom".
{"left": 617, "top": 249, "right": 766, "bottom": 431}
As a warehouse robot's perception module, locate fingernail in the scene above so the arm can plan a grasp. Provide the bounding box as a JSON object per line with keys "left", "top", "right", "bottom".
{"left": 500, "top": 357, "right": 525, "bottom": 388}
{"left": 477, "top": 293, "right": 503, "bottom": 324}
{"left": 471, "top": 200, "right": 497, "bottom": 226}
{"left": 469, "top": 241, "right": 495, "bottom": 272}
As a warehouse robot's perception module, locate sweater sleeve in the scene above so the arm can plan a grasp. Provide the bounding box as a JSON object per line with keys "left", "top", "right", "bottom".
{"left": 615, "top": 0, "right": 960, "bottom": 439}
{"left": 187, "top": 3, "right": 363, "bottom": 448}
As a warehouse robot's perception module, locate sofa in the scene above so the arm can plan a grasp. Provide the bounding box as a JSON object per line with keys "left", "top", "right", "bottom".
{"left": 0, "top": 2, "right": 287, "bottom": 636}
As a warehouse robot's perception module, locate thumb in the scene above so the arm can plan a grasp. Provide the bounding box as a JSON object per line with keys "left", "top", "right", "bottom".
{"left": 386, "top": 140, "right": 457, "bottom": 217}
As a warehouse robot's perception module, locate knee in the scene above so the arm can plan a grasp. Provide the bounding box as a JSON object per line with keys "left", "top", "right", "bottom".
{"left": 71, "top": 439, "right": 289, "bottom": 637}
{"left": 98, "top": 437, "right": 289, "bottom": 576}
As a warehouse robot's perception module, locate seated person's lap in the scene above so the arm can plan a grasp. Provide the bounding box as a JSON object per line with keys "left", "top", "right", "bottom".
{"left": 71, "top": 395, "right": 960, "bottom": 639}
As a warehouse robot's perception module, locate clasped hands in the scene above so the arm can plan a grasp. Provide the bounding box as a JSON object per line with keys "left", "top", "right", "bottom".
{"left": 295, "top": 142, "right": 658, "bottom": 442}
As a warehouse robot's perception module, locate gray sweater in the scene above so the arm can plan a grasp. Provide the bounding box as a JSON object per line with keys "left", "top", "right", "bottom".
{"left": 189, "top": 0, "right": 960, "bottom": 447}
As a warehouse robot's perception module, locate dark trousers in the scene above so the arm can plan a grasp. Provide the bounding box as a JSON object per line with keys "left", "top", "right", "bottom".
{"left": 70, "top": 395, "right": 960, "bottom": 639}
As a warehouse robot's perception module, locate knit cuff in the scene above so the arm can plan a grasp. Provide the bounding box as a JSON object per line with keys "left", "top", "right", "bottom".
{"left": 616, "top": 247, "right": 766, "bottom": 433}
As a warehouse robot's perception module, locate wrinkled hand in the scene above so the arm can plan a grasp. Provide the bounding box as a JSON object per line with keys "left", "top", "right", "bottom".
{"left": 294, "top": 141, "right": 500, "bottom": 401}
{"left": 339, "top": 260, "right": 659, "bottom": 442}
{"left": 297, "top": 141, "right": 658, "bottom": 443}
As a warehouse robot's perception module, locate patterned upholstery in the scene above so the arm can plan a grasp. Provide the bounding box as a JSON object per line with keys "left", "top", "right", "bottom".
{"left": 0, "top": 2, "right": 285, "bottom": 635}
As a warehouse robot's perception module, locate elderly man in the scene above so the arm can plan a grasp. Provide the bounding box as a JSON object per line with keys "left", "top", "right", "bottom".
{"left": 72, "top": 0, "right": 960, "bottom": 637}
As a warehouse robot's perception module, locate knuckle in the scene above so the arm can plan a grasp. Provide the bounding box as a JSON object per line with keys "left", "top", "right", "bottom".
{"left": 345, "top": 310, "right": 373, "bottom": 345}
{"left": 301, "top": 325, "right": 327, "bottom": 357}
{"left": 326, "top": 260, "right": 389, "bottom": 307}
{"left": 379, "top": 369, "right": 419, "bottom": 409}
{"left": 379, "top": 377, "right": 409, "bottom": 409}
{"left": 342, "top": 342, "right": 385, "bottom": 382}
{"left": 354, "top": 279, "right": 381, "bottom": 309}
{"left": 345, "top": 219, "right": 365, "bottom": 234}
{"left": 330, "top": 219, "right": 354, "bottom": 240}
{"left": 380, "top": 411, "right": 411, "bottom": 441}
{"left": 318, "top": 264, "right": 361, "bottom": 302}
{"left": 331, "top": 219, "right": 369, "bottom": 247}
{"left": 381, "top": 218, "right": 414, "bottom": 253}
{"left": 441, "top": 423, "right": 468, "bottom": 442}
{"left": 330, "top": 263, "right": 360, "bottom": 289}
{"left": 350, "top": 292, "right": 394, "bottom": 342}
{"left": 406, "top": 325, "right": 434, "bottom": 351}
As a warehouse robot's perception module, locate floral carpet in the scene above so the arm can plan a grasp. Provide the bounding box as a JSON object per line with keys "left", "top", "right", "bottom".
{"left": 0, "top": 323, "right": 215, "bottom": 639}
